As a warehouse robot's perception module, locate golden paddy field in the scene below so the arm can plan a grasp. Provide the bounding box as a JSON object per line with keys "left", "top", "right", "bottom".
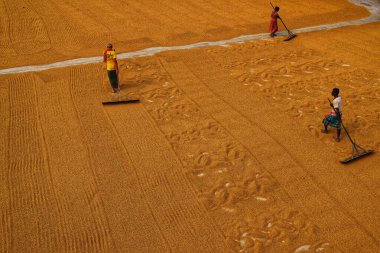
{"left": 0, "top": 0, "right": 379, "bottom": 252}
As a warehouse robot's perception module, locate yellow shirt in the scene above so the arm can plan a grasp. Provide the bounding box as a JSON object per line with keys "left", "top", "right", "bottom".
{"left": 104, "top": 50, "right": 117, "bottom": 71}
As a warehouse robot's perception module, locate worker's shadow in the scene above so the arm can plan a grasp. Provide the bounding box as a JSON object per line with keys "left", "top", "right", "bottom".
{"left": 120, "top": 81, "right": 141, "bottom": 89}
{"left": 120, "top": 78, "right": 154, "bottom": 91}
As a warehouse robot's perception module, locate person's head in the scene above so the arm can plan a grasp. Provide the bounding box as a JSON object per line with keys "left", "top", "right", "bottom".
{"left": 332, "top": 87, "right": 340, "bottom": 97}
{"left": 107, "top": 43, "right": 113, "bottom": 49}
{"left": 274, "top": 6, "right": 280, "bottom": 11}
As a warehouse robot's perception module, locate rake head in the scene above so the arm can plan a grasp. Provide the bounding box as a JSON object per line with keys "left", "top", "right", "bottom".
{"left": 340, "top": 149, "right": 374, "bottom": 164}
{"left": 102, "top": 99, "right": 140, "bottom": 105}
{"left": 284, "top": 32, "right": 297, "bottom": 41}
{"left": 102, "top": 88, "right": 140, "bottom": 105}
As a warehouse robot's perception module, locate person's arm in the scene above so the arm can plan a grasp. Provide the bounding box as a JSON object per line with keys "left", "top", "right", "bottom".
{"left": 103, "top": 51, "right": 107, "bottom": 63}
{"left": 331, "top": 99, "right": 341, "bottom": 120}
{"left": 114, "top": 58, "right": 118, "bottom": 74}
{"left": 334, "top": 107, "right": 341, "bottom": 121}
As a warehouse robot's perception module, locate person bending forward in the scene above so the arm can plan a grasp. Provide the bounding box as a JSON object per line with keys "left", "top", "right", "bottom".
{"left": 322, "top": 88, "right": 342, "bottom": 142}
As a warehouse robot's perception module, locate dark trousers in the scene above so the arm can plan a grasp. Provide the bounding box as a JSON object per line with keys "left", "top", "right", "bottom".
{"left": 107, "top": 70, "right": 118, "bottom": 89}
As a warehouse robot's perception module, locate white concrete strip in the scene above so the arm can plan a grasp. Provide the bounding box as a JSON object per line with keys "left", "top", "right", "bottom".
{"left": 0, "top": 0, "right": 379, "bottom": 75}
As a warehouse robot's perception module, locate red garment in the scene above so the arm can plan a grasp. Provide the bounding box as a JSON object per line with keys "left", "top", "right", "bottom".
{"left": 103, "top": 48, "right": 112, "bottom": 63}
{"left": 269, "top": 10, "right": 279, "bottom": 33}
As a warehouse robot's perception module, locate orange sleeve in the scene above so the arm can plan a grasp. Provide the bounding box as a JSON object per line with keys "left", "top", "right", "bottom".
{"left": 103, "top": 50, "right": 109, "bottom": 63}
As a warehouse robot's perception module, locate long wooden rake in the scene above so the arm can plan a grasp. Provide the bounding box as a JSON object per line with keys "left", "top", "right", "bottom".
{"left": 328, "top": 98, "right": 374, "bottom": 163}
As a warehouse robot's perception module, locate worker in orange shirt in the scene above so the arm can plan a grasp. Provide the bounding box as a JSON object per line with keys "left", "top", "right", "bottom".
{"left": 269, "top": 6, "right": 281, "bottom": 37}
{"left": 103, "top": 43, "right": 119, "bottom": 93}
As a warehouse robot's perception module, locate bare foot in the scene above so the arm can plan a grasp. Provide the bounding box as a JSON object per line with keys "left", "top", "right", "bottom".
{"left": 333, "top": 136, "right": 341, "bottom": 142}
{"left": 321, "top": 129, "right": 328, "bottom": 134}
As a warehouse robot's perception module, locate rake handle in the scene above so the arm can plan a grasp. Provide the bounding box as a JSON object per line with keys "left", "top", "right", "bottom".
{"left": 327, "top": 98, "right": 356, "bottom": 146}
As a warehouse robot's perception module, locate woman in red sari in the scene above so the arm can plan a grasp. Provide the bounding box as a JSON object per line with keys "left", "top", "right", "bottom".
{"left": 269, "top": 6, "right": 280, "bottom": 37}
